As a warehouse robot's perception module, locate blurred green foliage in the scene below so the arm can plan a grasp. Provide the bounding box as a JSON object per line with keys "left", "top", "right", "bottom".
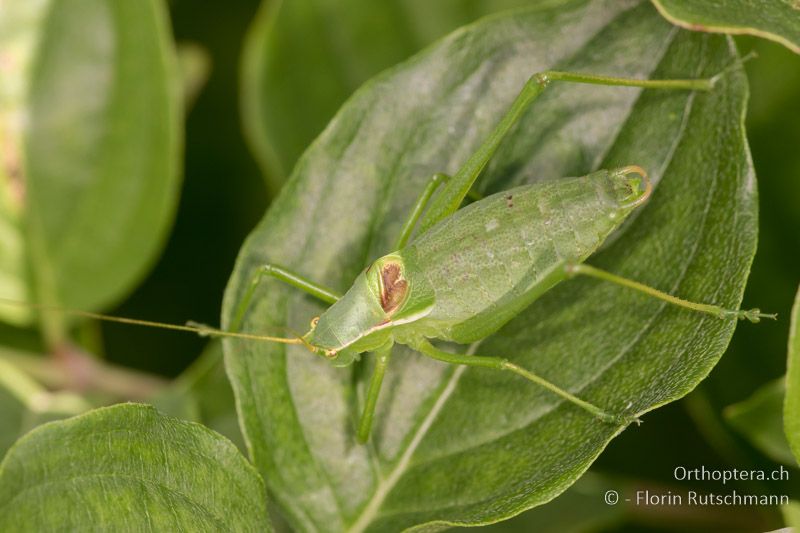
{"left": 0, "top": 0, "right": 182, "bottom": 334}
{"left": 786, "top": 284, "right": 800, "bottom": 465}
{"left": 724, "top": 378, "right": 793, "bottom": 466}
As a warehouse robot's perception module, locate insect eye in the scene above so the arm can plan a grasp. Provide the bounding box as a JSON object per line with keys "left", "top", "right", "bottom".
{"left": 310, "top": 316, "right": 320, "bottom": 329}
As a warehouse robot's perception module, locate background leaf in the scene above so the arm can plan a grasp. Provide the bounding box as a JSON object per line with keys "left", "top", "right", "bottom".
{"left": 0, "top": 403, "right": 270, "bottom": 531}
{"left": 152, "top": 341, "right": 244, "bottom": 450}
{"left": 224, "top": 0, "right": 757, "bottom": 530}
{"left": 241, "top": 0, "right": 537, "bottom": 191}
{"left": 785, "top": 283, "right": 800, "bottom": 464}
{"left": 0, "top": 0, "right": 48, "bottom": 324}
{"left": 176, "top": 42, "right": 212, "bottom": 111}
{"left": 724, "top": 377, "right": 795, "bottom": 466}
{"left": 0, "top": 0, "right": 182, "bottom": 329}
{"left": 784, "top": 500, "right": 800, "bottom": 527}
{"left": 651, "top": 0, "right": 800, "bottom": 54}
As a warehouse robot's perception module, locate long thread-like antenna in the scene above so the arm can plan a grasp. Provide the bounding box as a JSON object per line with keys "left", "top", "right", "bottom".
{"left": 0, "top": 297, "right": 305, "bottom": 345}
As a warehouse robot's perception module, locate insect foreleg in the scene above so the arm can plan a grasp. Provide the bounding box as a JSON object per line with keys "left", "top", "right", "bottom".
{"left": 565, "top": 263, "right": 776, "bottom": 323}
{"left": 230, "top": 263, "right": 341, "bottom": 332}
{"left": 412, "top": 339, "right": 633, "bottom": 425}
{"left": 418, "top": 70, "right": 716, "bottom": 234}
{"left": 356, "top": 343, "right": 393, "bottom": 443}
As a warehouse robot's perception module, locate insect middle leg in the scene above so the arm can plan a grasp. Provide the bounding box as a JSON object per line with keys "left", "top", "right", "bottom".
{"left": 412, "top": 339, "right": 634, "bottom": 424}
{"left": 565, "top": 263, "right": 775, "bottom": 322}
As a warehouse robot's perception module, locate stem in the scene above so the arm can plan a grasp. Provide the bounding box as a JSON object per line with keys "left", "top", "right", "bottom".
{"left": 0, "top": 346, "right": 168, "bottom": 400}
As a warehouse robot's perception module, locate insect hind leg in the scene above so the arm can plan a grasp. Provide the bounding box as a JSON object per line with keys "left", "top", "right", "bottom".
{"left": 412, "top": 339, "right": 638, "bottom": 426}
{"left": 565, "top": 263, "right": 776, "bottom": 323}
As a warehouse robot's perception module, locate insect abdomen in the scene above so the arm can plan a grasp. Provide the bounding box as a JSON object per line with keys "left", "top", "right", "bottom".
{"left": 407, "top": 170, "right": 638, "bottom": 343}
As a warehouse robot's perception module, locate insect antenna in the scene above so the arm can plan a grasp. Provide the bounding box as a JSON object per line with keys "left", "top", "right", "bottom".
{"left": 0, "top": 297, "right": 308, "bottom": 347}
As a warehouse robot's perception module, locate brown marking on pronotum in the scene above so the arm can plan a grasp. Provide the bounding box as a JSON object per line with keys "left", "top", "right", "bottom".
{"left": 379, "top": 262, "right": 408, "bottom": 314}
{"left": 506, "top": 194, "right": 514, "bottom": 208}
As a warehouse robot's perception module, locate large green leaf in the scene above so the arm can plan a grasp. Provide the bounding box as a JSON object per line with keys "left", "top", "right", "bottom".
{"left": 0, "top": 403, "right": 270, "bottom": 531}
{"left": 241, "top": 0, "right": 536, "bottom": 191}
{"left": 224, "top": 1, "right": 756, "bottom": 530}
{"left": 651, "top": 0, "right": 800, "bottom": 54}
{"left": 785, "top": 284, "right": 800, "bottom": 464}
{"left": 0, "top": 0, "right": 181, "bottom": 326}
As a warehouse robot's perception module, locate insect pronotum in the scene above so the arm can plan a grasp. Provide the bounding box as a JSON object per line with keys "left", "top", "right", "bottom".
{"left": 5, "top": 68, "right": 773, "bottom": 443}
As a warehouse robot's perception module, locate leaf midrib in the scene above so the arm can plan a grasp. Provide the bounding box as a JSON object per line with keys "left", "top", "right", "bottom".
{"left": 347, "top": 365, "right": 466, "bottom": 533}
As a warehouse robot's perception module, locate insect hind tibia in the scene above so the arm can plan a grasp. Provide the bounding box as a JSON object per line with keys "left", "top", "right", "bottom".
{"left": 565, "top": 264, "right": 776, "bottom": 323}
